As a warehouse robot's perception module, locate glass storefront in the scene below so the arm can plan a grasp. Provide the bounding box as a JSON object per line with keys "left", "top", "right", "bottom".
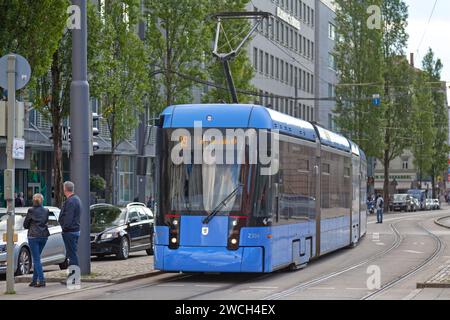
{"left": 118, "top": 156, "right": 135, "bottom": 204}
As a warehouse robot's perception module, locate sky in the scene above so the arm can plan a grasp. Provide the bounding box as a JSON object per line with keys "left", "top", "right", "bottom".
{"left": 405, "top": 0, "right": 450, "bottom": 100}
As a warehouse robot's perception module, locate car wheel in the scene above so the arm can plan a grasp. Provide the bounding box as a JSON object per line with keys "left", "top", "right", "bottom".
{"left": 116, "top": 237, "right": 130, "bottom": 260}
{"left": 16, "top": 247, "right": 32, "bottom": 276}
{"left": 59, "top": 258, "right": 69, "bottom": 270}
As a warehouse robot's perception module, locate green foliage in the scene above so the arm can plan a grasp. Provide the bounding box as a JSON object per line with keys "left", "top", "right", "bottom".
{"left": 333, "top": 0, "right": 384, "bottom": 157}
{"left": 93, "top": 0, "right": 149, "bottom": 151}
{"left": 144, "top": 0, "right": 209, "bottom": 114}
{"left": 419, "top": 49, "right": 449, "bottom": 183}
{"left": 0, "top": 0, "right": 68, "bottom": 96}
{"left": 90, "top": 175, "right": 106, "bottom": 193}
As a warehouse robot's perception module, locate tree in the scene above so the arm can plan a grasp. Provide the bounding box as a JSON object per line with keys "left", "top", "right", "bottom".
{"left": 33, "top": 3, "right": 104, "bottom": 207}
{"left": 0, "top": 0, "right": 68, "bottom": 98}
{"left": 421, "top": 49, "right": 449, "bottom": 198}
{"left": 203, "top": 0, "right": 255, "bottom": 104}
{"left": 410, "top": 70, "right": 434, "bottom": 189}
{"left": 94, "top": 0, "right": 149, "bottom": 204}
{"left": 379, "top": 0, "right": 411, "bottom": 209}
{"left": 143, "top": 0, "right": 210, "bottom": 114}
{"left": 333, "top": 0, "right": 384, "bottom": 156}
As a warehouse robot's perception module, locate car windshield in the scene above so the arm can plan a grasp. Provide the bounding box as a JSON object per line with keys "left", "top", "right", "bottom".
{"left": 0, "top": 214, "right": 26, "bottom": 231}
{"left": 393, "top": 195, "right": 407, "bottom": 201}
{"left": 90, "top": 206, "right": 126, "bottom": 230}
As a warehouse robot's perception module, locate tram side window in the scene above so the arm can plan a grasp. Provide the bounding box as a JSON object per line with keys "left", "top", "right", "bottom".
{"left": 278, "top": 141, "right": 315, "bottom": 223}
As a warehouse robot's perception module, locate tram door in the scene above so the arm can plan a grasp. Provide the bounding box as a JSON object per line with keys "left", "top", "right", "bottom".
{"left": 351, "top": 155, "right": 360, "bottom": 244}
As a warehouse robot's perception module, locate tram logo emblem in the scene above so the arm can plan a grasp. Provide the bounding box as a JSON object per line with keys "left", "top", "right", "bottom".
{"left": 202, "top": 226, "right": 209, "bottom": 236}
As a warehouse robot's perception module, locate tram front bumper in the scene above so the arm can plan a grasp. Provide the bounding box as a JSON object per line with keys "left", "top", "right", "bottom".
{"left": 154, "top": 245, "right": 264, "bottom": 273}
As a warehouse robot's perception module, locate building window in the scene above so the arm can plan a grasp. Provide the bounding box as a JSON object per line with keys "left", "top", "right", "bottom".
{"left": 328, "top": 53, "right": 336, "bottom": 70}
{"left": 329, "top": 23, "right": 336, "bottom": 40}
{"left": 259, "top": 49, "right": 264, "bottom": 73}
{"left": 276, "top": 20, "right": 280, "bottom": 41}
{"left": 253, "top": 47, "right": 258, "bottom": 70}
{"left": 311, "top": 41, "right": 314, "bottom": 60}
{"left": 270, "top": 55, "right": 274, "bottom": 77}
{"left": 402, "top": 158, "right": 409, "bottom": 170}
{"left": 275, "top": 57, "right": 279, "bottom": 79}
{"left": 118, "top": 156, "right": 135, "bottom": 203}
{"left": 328, "top": 114, "right": 333, "bottom": 130}
{"left": 311, "top": 9, "right": 314, "bottom": 26}
{"left": 265, "top": 52, "right": 269, "bottom": 75}
{"left": 294, "top": 31, "right": 298, "bottom": 51}
{"left": 281, "top": 22, "right": 284, "bottom": 43}
{"left": 290, "top": 64, "right": 293, "bottom": 86}
{"left": 285, "top": 62, "right": 289, "bottom": 83}
{"left": 270, "top": 17, "right": 274, "bottom": 39}
{"left": 303, "top": 3, "right": 306, "bottom": 21}
{"left": 280, "top": 60, "right": 284, "bottom": 82}
{"left": 328, "top": 83, "right": 334, "bottom": 97}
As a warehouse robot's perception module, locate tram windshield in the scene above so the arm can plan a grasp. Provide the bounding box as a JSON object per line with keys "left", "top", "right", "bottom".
{"left": 167, "top": 163, "right": 244, "bottom": 214}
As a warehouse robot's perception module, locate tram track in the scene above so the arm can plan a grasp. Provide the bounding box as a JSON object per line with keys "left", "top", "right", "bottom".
{"left": 264, "top": 214, "right": 446, "bottom": 300}
{"left": 263, "top": 223, "right": 403, "bottom": 300}
{"left": 361, "top": 220, "right": 444, "bottom": 300}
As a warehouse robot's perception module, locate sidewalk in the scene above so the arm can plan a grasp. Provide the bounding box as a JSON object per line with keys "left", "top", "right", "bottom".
{"left": 1, "top": 252, "right": 162, "bottom": 299}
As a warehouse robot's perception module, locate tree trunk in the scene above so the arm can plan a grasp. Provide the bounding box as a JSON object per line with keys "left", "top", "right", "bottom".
{"left": 383, "top": 149, "right": 390, "bottom": 212}
{"left": 109, "top": 151, "right": 115, "bottom": 204}
{"left": 52, "top": 118, "right": 64, "bottom": 207}
{"left": 431, "top": 174, "right": 436, "bottom": 199}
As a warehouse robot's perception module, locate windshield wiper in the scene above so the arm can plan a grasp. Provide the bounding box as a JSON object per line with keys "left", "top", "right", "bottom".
{"left": 202, "top": 183, "right": 243, "bottom": 225}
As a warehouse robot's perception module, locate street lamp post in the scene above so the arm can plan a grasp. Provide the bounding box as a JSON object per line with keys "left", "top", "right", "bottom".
{"left": 70, "top": 0, "right": 90, "bottom": 275}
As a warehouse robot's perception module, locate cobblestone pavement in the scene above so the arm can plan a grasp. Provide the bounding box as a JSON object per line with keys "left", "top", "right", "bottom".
{"left": 13, "top": 252, "right": 158, "bottom": 283}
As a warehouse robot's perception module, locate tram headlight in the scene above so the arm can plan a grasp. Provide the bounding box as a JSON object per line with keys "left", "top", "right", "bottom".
{"left": 171, "top": 237, "right": 178, "bottom": 244}
{"left": 230, "top": 238, "right": 237, "bottom": 245}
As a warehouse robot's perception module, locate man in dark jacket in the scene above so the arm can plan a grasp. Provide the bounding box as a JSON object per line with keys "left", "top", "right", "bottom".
{"left": 59, "top": 181, "right": 81, "bottom": 269}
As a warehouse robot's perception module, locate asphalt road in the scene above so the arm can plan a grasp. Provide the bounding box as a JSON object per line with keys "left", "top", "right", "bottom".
{"left": 37, "top": 207, "right": 450, "bottom": 300}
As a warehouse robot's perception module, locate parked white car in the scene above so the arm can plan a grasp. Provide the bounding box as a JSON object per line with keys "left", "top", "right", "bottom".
{"left": 0, "top": 207, "right": 68, "bottom": 275}
{"left": 425, "top": 199, "right": 434, "bottom": 211}
{"left": 433, "top": 199, "right": 440, "bottom": 210}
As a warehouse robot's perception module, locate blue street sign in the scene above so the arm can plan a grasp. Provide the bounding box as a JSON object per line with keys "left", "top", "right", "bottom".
{"left": 372, "top": 94, "right": 380, "bottom": 106}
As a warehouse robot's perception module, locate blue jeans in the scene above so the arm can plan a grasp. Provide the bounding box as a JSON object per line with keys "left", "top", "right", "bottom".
{"left": 377, "top": 208, "right": 383, "bottom": 223}
{"left": 28, "top": 237, "right": 48, "bottom": 282}
{"left": 62, "top": 232, "right": 80, "bottom": 266}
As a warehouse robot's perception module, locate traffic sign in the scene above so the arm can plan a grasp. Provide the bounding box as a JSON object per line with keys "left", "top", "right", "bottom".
{"left": 0, "top": 54, "right": 31, "bottom": 90}
{"left": 372, "top": 94, "right": 380, "bottom": 106}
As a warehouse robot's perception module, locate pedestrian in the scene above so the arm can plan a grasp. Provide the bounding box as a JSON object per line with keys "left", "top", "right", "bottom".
{"left": 376, "top": 194, "right": 384, "bottom": 224}
{"left": 15, "top": 192, "right": 25, "bottom": 207}
{"left": 23, "top": 193, "right": 50, "bottom": 287}
{"left": 58, "top": 181, "right": 81, "bottom": 284}
{"left": 147, "top": 196, "right": 154, "bottom": 209}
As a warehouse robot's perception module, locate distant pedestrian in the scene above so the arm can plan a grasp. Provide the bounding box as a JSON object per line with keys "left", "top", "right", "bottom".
{"left": 23, "top": 193, "right": 50, "bottom": 287}
{"left": 59, "top": 181, "right": 81, "bottom": 284}
{"left": 147, "top": 196, "right": 154, "bottom": 209}
{"left": 15, "top": 192, "right": 25, "bottom": 207}
{"left": 376, "top": 194, "right": 384, "bottom": 224}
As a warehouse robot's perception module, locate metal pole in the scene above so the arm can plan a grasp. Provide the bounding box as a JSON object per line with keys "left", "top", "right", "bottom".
{"left": 222, "top": 59, "right": 238, "bottom": 104}
{"left": 70, "top": 0, "right": 90, "bottom": 275}
{"left": 5, "top": 54, "right": 16, "bottom": 293}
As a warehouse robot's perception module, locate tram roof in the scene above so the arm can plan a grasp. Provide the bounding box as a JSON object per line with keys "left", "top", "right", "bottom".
{"left": 160, "top": 104, "right": 317, "bottom": 142}
{"left": 315, "top": 126, "right": 351, "bottom": 152}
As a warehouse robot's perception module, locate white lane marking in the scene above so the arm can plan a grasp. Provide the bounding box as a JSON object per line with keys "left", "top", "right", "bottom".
{"left": 156, "top": 284, "right": 185, "bottom": 287}
{"left": 346, "top": 288, "right": 368, "bottom": 291}
{"left": 375, "top": 242, "right": 385, "bottom": 246}
{"left": 195, "top": 284, "right": 221, "bottom": 288}
{"left": 402, "top": 289, "right": 422, "bottom": 300}
{"left": 403, "top": 250, "right": 424, "bottom": 254}
{"left": 249, "top": 286, "right": 279, "bottom": 290}
{"left": 308, "top": 287, "right": 335, "bottom": 290}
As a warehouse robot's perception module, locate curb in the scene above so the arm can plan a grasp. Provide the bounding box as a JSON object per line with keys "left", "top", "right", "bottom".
{"left": 434, "top": 216, "right": 450, "bottom": 229}
{"left": 15, "top": 270, "right": 164, "bottom": 284}
{"left": 417, "top": 282, "right": 450, "bottom": 289}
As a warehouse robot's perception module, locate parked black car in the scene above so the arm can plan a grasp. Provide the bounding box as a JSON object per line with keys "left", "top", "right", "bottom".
{"left": 90, "top": 203, "right": 154, "bottom": 259}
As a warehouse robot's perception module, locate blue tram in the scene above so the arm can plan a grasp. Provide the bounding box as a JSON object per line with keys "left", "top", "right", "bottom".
{"left": 153, "top": 104, "right": 367, "bottom": 273}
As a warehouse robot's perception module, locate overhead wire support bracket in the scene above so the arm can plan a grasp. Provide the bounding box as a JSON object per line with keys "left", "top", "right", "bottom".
{"left": 211, "top": 11, "right": 270, "bottom": 104}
